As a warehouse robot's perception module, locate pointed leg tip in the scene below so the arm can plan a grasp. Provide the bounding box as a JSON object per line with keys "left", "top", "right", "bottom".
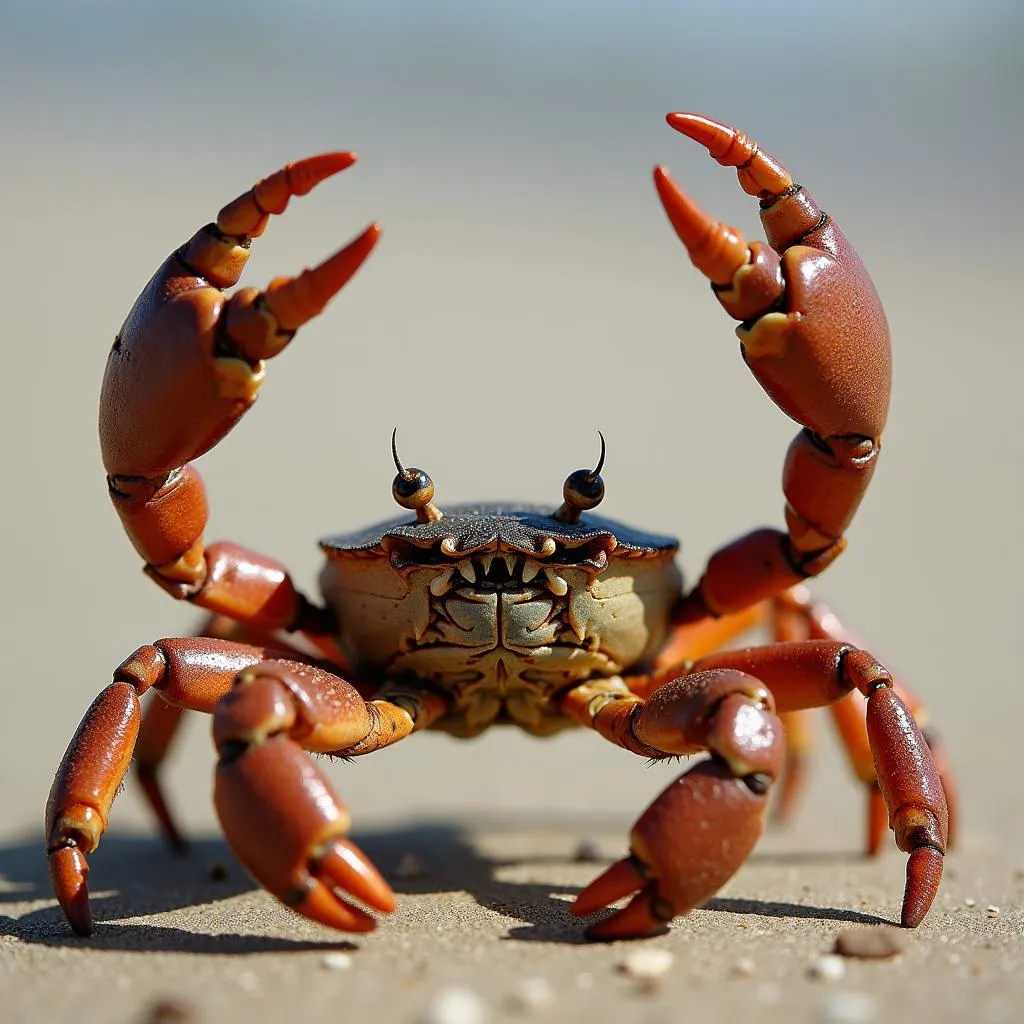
{"left": 901, "top": 846, "right": 944, "bottom": 928}
{"left": 49, "top": 846, "right": 94, "bottom": 936}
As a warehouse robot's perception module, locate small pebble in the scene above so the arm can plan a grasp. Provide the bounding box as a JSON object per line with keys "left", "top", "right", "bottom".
{"left": 986, "top": 905, "right": 1000, "bottom": 918}
{"left": 808, "top": 955, "right": 847, "bottom": 982}
{"left": 964, "top": 898, "right": 977, "bottom": 908}
{"left": 820, "top": 990, "right": 877, "bottom": 1023}
{"left": 506, "top": 976, "right": 556, "bottom": 1013}
{"left": 420, "top": 987, "right": 487, "bottom": 1024}
{"left": 834, "top": 927, "right": 904, "bottom": 960}
{"left": 573, "top": 839, "right": 602, "bottom": 863}
{"left": 395, "top": 853, "right": 428, "bottom": 880}
{"left": 321, "top": 952, "right": 353, "bottom": 970}
{"left": 619, "top": 947, "right": 675, "bottom": 983}
{"left": 139, "top": 1000, "right": 196, "bottom": 1024}
{"left": 731, "top": 957, "right": 757, "bottom": 977}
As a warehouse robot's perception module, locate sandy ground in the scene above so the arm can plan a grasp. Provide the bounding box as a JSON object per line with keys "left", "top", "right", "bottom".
{"left": 1, "top": 5, "right": 1022, "bottom": 1022}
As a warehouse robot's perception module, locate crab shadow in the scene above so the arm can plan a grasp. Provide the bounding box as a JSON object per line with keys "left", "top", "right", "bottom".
{"left": 0, "top": 823, "right": 888, "bottom": 953}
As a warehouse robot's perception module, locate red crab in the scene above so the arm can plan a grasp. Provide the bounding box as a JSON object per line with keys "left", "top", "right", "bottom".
{"left": 46, "top": 113, "right": 953, "bottom": 941}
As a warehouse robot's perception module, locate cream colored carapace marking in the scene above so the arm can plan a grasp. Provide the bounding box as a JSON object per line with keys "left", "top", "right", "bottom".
{"left": 319, "top": 545, "right": 681, "bottom": 737}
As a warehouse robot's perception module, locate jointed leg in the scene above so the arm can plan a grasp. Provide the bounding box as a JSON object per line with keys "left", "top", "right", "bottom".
{"left": 563, "top": 638, "right": 946, "bottom": 938}
{"left": 775, "top": 586, "right": 958, "bottom": 851}
{"left": 132, "top": 614, "right": 337, "bottom": 851}
{"left": 46, "top": 637, "right": 442, "bottom": 936}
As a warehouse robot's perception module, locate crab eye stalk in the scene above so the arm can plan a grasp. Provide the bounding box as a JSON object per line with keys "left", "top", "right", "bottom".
{"left": 555, "top": 432, "right": 606, "bottom": 524}
{"left": 391, "top": 429, "right": 443, "bottom": 523}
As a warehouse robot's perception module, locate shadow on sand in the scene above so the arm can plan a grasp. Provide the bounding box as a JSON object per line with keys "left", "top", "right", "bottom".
{"left": 0, "top": 822, "right": 888, "bottom": 953}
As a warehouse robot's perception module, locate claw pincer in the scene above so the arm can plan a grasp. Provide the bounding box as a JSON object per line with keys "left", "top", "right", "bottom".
{"left": 573, "top": 671, "right": 785, "bottom": 940}
{"left": 213, "top": 663, "right": 395, "bottom": 931}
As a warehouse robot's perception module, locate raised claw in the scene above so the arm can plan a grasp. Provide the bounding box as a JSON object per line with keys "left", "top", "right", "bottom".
{"left": 214, "top": 734, "right": 395, "bottom": 932}
{"left": 101, "top": 153, "right": 378, "bottom": 483}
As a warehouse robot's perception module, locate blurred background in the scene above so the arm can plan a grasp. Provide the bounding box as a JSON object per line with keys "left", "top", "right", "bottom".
{"left": 1, "top": 0, "right": 1022, "bottom": 849}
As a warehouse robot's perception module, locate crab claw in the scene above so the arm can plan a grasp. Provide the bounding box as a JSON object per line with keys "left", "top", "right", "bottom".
{"left": 653, "top": 166, "right": 749, "bottom": 286}
{"left": 214, "top": 735, "right": 395, "bottom": 932}
{"left": 665, "top": 112, "right": 793, "bottom": 199}
{"left": 573, "top": 758, "right": 774, "bottom": 940}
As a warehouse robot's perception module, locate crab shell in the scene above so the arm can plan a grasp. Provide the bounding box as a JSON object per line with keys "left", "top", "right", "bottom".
{"left": 319, "top": 503, "right": 682, "bottom": 736}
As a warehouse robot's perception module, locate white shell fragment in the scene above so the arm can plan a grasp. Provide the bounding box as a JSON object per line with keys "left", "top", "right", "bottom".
{"left": 420, "top": 987, "right": 488, "bottom": 1024}
{"left": 808, "top": 955, "right": 847, "bottom": 981}
{"left": 619, "top": 947, "right": 675, "bottom": 982}
{"left": 321, "top": 952, "right": 353, "bottom": 970}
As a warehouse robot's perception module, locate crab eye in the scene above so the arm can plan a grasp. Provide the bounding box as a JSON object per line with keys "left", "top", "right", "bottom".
{"left": 392, "top": 468, "right": 434, "bottom": 508}
{"left": 391, "top": 429, "right": 443, "bottom": 523}
{"left": 555, "top": 432, "right": 606, "bottom": 523}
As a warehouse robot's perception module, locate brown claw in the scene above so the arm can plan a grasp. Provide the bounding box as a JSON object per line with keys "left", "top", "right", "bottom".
{"left": 573, "top": 757, "right": 776, "bottom": 940}
{"left": 214, "top": 735, "right": 395, "bottom": 932}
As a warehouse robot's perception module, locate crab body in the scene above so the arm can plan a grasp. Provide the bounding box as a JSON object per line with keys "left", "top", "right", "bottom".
{"left": 46, "top": 114, "right": 955, "bottom": 943}
{"left": 320, "top": 505, "right": 680, "bottom": 736}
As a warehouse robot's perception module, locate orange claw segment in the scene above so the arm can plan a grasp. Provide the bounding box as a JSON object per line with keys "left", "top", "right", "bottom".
{"left": 653, "top": 166, "right": 748, "bottom": 285}
{"left": 216, "top": 151, "right": 358, "bottom": 238}
{"left": 261, "top": 222, "right": 381, "bottom": 333}
{"left": 290, "top": 879, "right": 377, "bottom": 933}
{"left": 572, "top": 856, "right": 647, "bottom": 918}
{"left": 666, "top": 112, "right": 793, "bottom": 199}
{"left": 584, "top": 889, "right": 669, "bottom": 942}
{"left": 318, "top": 838, "right": 397, "bottom": 914}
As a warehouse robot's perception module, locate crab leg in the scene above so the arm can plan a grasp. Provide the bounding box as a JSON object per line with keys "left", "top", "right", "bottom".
{"left": 774, "top": 587, "right": 958, "bottom": 852}
{"left": 46, "top": 637, "right": 444, "bottom": 936}
{"left": 565, "top": 639, "right": 946, "bottom": 938}
{"left": 100, "top": 154, "right": 378, "bottom": 631}
{"left": 46, "top": 638, "right": 279, "bottom": 934}
{"left": 133, "top": 615, "right": 335, "bottom": 852}
{"left": 656, "top": 113, "right": 890, "bottom": 616}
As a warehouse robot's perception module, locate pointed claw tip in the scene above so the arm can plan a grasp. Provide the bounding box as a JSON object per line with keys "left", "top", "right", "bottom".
{"left": 665, "top": 111, "right": 716, "bottom": 139}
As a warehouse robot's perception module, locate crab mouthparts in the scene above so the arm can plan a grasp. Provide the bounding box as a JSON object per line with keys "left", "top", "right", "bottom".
{"left": 429, "top": 552, "right": 572, "bottom": 598}
{"left": 421, "top": 543, "right": 617, "bottom": 599}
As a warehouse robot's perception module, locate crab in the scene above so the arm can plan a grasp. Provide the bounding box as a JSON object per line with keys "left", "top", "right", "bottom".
{"left": 46, "top": 113, "right": 954, "bottom": 941}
